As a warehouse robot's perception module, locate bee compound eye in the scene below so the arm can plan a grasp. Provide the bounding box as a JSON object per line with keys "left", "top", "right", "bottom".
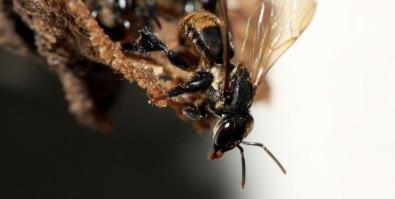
{"left": 213, "top": 117, "right": 238, "bottom": 151}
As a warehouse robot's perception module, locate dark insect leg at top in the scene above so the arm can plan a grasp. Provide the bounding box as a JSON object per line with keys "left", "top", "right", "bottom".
{"left": 201, "top": 0, "right": 218, "bottom": 13}
{"left": 143, "top": 0, "right": 162, "bottom": 29}
{"left": 88, "top": 0, "right": 162, "bottom": 42}
{"left": 113, "top": 0, "right": 162, "bottom": 30}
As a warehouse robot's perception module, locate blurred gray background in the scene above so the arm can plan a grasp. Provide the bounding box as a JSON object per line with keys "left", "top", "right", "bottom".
{"left": 0, "top": 49, "right": 237, "bottom": 199}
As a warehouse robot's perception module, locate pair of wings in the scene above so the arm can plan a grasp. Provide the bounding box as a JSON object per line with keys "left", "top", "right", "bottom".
{"left": 219, "top": 0, "right": 317, "bottom": 88}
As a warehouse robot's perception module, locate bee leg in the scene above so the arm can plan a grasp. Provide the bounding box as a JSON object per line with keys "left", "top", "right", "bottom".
{"left": 122, "top": 26, "right": 192, "bottom": 71}
{"left": 165, "top": 50, "right": 193, "bottom": 71}
{"left": 202, "top": 0, "right": 217, "bottom": 13}
{"left": 121, "top": 26, "right": 166, "bottom": 53}
{"left": 166, "top": 71, "right": 214, "bottom": 98}
{"left": 144, "top": 0, "right": 162, "bottom": 29}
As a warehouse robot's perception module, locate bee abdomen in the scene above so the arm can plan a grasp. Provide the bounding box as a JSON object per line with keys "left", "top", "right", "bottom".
{"left": 179, "top": 11, "right": 228, "bottom": 65}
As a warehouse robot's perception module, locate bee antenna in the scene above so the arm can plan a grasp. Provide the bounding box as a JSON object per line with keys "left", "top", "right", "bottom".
{"left": 242, "top": 141, "right": 287, "bottom": 174}
{"left": 236, "top": 145, "right": 246, "bottom": 190}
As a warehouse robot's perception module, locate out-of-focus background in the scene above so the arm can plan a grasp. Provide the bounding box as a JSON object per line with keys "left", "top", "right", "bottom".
{"left": 232, "top": 0, "right": 395, "bottom": 199}
{"left": 2, "top": 0, "right": 395, "bottom": 199}
{"left": 0, "top": 52, "right": 234, "bottom": 198}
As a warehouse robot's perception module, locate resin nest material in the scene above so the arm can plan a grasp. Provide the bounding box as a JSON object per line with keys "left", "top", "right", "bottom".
{"left": 0, "top": 0, "right": 269, "bottom": 132}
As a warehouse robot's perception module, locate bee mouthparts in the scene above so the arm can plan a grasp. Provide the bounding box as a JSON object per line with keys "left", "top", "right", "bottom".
{"left": 208, "top": 150, "right": 224, "bottom": 160}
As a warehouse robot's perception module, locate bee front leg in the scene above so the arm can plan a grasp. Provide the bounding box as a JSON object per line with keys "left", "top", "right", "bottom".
{"left": 122, "top": 26, "right": 192, "bottom": 71}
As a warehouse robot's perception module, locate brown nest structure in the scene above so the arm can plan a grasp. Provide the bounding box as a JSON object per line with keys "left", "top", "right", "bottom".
{"left": 0, "top": 0, "right": 269, "bottom": 133}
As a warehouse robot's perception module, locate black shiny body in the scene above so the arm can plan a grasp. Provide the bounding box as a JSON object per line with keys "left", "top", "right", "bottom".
{"left": 206, "top": 67, "right": 255, "bottom": 158}
{"left": 221, "top": 68, "right": 254, "bottom": 114}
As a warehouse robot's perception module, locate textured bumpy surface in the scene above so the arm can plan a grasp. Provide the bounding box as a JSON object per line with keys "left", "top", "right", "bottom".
{"left": 0, "top": 0, "right": 28, "bottom": 54}
{"left": 0, "top": 0, "right": 214, "bottom": 132}
{"left": 0, "top": 0, "right": 268, "bottom": 132}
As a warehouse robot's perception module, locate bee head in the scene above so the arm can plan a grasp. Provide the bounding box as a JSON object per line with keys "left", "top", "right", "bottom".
{"left": 208, "top": 113, "right": 254, "bottom": 160}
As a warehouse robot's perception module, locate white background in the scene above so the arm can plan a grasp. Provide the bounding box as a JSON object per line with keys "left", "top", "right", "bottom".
{"left": 227, "top": 0, "right": 395, "bottom": 198}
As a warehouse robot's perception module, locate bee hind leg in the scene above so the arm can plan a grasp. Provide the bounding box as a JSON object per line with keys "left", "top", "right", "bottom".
{"left": 144, "top": 0, "right": 161, "bottom": 29}
{"left": 122, "top": 26, "right": 192, "bottom": 71}
{"left": 121, "top": 26, "right": 166, "bottom": 53}
{"left": 166, "top": 71, "right": 214, "bottom": 98}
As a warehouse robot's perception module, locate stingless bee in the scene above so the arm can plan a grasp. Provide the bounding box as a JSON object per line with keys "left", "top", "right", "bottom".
{"left": 123, "top": 0, "right": 316, "bottom": 188}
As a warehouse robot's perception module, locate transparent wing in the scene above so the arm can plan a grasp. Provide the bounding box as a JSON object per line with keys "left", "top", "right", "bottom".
{"left": 238, "top": 0, "right": 317, "bottom": 87}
